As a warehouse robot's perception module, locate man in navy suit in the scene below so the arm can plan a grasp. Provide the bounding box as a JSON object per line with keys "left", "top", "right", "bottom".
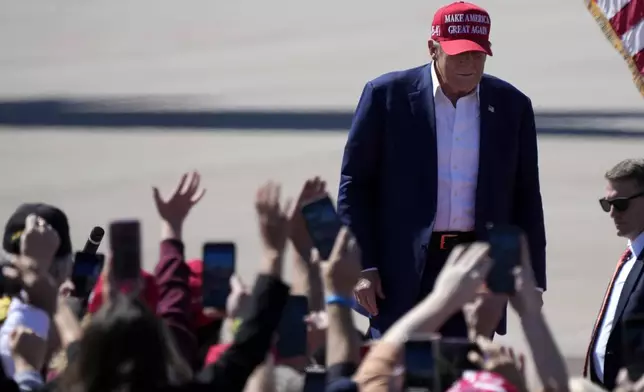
{"left": 337, "top": 1, "right": 546, "bottom": 338}
{"left": 584, "top": 159, "right": 644, "bottom": 390}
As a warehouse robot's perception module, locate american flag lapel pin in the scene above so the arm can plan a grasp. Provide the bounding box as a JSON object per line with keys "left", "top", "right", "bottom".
{"left": 488, "top": 105, "right": 495, "bottom": 113}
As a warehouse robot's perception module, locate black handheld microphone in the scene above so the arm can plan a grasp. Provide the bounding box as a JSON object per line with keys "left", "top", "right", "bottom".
{"left": 82, "top": 226, "right": 105, "bottom": 254}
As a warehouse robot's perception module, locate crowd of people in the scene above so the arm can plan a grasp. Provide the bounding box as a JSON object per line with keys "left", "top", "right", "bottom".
{"left": 0, "top": 170, "right": 638, "bottom": 392}
{"left": 0, "top": 0, "right": 642, "bottom": 390}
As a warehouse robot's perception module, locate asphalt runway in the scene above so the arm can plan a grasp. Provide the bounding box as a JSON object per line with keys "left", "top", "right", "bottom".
{"left": 0, "top": 0, "right": 642, "bottom": 110}
{"left": 0, "top": 0, "right": 642, "bottom": 387}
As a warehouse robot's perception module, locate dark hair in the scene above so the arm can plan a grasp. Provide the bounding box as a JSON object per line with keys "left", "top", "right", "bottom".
{"left": 605, "top": 159, "right": 644, "bottom": 188}
{"left": 59, "top": 294, "right": 191, "bottom": 392}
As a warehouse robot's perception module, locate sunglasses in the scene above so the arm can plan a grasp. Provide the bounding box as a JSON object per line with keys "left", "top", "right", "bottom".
{"left": 599, "top": 192, "right": 644, "bottom": 212}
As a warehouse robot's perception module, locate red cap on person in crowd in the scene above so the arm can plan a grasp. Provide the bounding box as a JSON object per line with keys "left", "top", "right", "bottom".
{"left": 87, "top": 270, "right": 160, "bottom": 314}
{"left": 430, "top": 1, "right": 493, "bottom": 56}
{"left": 186, "top": 259, "right": 220, "bottom": 328}
{"left": 446, "top": 370, "right": 518, "bottom": 392}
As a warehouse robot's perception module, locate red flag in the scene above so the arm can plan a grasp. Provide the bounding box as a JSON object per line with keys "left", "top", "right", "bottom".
{"left": 585, "top": 0, "right": 644, "bottom": 97}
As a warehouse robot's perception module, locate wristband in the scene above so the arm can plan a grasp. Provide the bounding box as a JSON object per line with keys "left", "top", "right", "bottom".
{"left": 325, "top": 294, "right": 356, "bottom": 308}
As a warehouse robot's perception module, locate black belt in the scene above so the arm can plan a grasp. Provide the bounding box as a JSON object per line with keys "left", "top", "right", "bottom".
{"left": 429, "top": 231, "right": 476, "bottom": 251}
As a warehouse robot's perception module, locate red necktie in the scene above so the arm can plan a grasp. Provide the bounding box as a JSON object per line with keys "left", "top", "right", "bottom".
{"left": 583, "top": 248, "right": 633, "bottom": 377}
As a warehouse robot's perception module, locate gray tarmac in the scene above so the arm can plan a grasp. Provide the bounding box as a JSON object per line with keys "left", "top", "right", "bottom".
{"left": 0, "top": 0, "right": 643, "bottom": 386}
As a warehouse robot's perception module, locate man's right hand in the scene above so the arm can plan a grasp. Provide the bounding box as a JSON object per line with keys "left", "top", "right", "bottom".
{"left": 354, "top": 269, "right": 385, "bottom": 316}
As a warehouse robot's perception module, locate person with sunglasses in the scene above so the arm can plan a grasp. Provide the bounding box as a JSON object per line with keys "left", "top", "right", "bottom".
{"left": 584, "top": 158, "right": 644, "bottom": 390}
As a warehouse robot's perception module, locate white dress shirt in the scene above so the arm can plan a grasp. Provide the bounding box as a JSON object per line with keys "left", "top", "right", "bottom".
{"left": 592, "top": 231, "right": 644, "bottom": 382}
{"left": 430, "top": 63, "right": 480, "bottom": 232}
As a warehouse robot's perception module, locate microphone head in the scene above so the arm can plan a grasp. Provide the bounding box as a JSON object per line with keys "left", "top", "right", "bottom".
{"left": 89, "top": 226, "right": 105, "bottom": 243}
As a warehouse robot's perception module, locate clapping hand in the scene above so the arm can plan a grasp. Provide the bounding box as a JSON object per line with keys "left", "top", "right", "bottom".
{"left": 287, "top": 177, "right": 327, "bottom": 257}
{"left": 255, "top": 181, "right": 292, "bottom": 260}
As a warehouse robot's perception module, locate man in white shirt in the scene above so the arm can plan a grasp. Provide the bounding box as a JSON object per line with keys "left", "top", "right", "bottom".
{"left": 338, "top": 1, "right": 546, "bottom": 337}
{"left": 584, "top": 158, "right": 644, "bottom": 390}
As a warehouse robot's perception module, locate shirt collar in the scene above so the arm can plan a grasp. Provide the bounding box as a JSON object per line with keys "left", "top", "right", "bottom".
{"left": 628, "top": 231, "right": 644, "bottom": 259}
{"left": 430, "top": 62, "right": 480, "bottom": 102}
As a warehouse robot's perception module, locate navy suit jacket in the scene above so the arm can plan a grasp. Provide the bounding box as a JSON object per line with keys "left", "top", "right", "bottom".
{"left": 588, "top": 249, "right": 644, "bottom": 390}
{"left": 337, "top": 63, "right": 547, "bottom": 333}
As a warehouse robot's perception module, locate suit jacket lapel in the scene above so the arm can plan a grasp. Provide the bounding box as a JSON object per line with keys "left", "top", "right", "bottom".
{"left": 475, "top": 77, "right": 494, "bottom": 232}
{"left": 614, "top": 253, "right": 644, "bottom": 322}
{"left": 408, "top": 64, "right": 438, "bottom": 274}
{"left": 408, "top": 63, "right": 437, "bottom": 142}
{"left": 408, "top": 63, "right": 437, "bottom": 211}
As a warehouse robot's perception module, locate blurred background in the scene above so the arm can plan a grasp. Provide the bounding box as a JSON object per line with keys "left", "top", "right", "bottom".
{"left": 0, "top": 0, "right": 642, "bottom": 377}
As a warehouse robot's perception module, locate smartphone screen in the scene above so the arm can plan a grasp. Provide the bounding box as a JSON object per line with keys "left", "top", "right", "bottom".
{"left": 276, "top": 295, "right": 309, "bottom": 358}
{"left": 486, "top": 223, "right": 522, "bottom": 294}
{"left": 404, "top": 338, "right": 435, "bottom": 388}
{"left": 109, "top": 220, "right": 141, "bottom": 282}
{"left": 72, "top": 251, "right": 105, "bottom": 299}
{"left": 301, "top": 196, "right": 343, "bottom": 260}
{"left": 622, "top": 315, "right": 644, "bottom": 380}
{"left": 303, "top": 368, "right": 326, "bottom": 392}
{"left": 432, "top": 337, "right": 481, "bottom": 392}
{"left": 201, "top": 242, "right": 236, "bottom": 310}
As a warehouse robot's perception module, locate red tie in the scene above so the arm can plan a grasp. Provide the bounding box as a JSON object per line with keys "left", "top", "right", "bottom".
{"left": 583, "top": 248, "right": 633, "bottom": 377}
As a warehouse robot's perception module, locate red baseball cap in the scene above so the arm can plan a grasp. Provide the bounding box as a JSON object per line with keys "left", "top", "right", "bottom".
{"left": 430, "top": 1, "right": 493, "bottom": 56}
{"left": 447, "top": 370, "right": 518, "bottom": 392}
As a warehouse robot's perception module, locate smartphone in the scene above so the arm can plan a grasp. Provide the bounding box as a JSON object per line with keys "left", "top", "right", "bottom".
{"left": 301, "top": 196, "right": 343, "bottom": 260}
{"left": 432, "top": 337, "right": 481, "bottom": 391}
{"left": 72, "top": 251, "right": 105, "bottom": 299}
{"left": 486, "top": 223, "right": 523, "bottom": 294}
{"left": 201, "top": 242, "right": 236, "bottom": 310}
{"left": 303, "top": 367, "right": 326, "bottom": 392}
{"left": 276, "top": 295, "right": 309, "bottom": 358}
{"left": 109, "top": 220, "right": 141, "bottom": 282}
{"left": 404, "top": 336, "right": 435, "bottom": 388}
{"left": 622, "top": 315, "right": 644, "bottom": 380}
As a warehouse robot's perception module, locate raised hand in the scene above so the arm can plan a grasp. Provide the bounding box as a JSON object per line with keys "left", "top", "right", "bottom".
{"left": 318, "top": 226, "right": 362, "bottom": 296}
{"left": 468, "top": 336, "right": 528, "bottom": 392}
{"left": 255, "top": 181, "right": 291, "bottom": 258}
{"left": 509, "top": 235, "right": 541, "bottom": 316}
{"left": 20, "top": 214, "right": 60, "bottom": 271}
{"left": 153, "top": 171, "right": 206, "bottom": 227}
{"left": 430, "top": 243, "right": 493, "bottom": 314}
{"left": 287, "top": 177, "right": 327, "bottom": 256}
